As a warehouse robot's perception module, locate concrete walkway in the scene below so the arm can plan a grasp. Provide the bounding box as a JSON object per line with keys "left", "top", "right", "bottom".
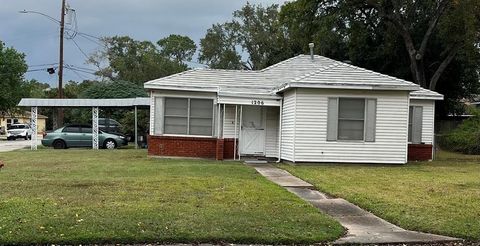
{"left": 248, "top": 163, "right": 461, "bottom": 244}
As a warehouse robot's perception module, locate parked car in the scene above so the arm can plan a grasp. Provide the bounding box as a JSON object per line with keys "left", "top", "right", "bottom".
{"left": 6, "top": 123, "right": 32, "bottom": 140}
{"left": 98, "top": 118, "right": 122, "bottom": 134}
{"left": 41, "top": 124, "right": 128, "bottom": 149}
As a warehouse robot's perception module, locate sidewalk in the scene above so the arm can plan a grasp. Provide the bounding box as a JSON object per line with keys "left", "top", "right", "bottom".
{"left": 248, "top": 163, "right": 461, "bottom": 244}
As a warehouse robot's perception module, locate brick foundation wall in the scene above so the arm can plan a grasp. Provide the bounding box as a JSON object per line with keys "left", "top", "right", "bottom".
{"left": 148, "top": 135, "right": 218, "bottom": 159}
{"left": 408, "top": 144, "right": 433, "bottom": 161}
{"left": 223, "top": 138, "right": 237, "bottom": 159}
{"left": 148, "top": 135, "right": 239, "bottom": 160}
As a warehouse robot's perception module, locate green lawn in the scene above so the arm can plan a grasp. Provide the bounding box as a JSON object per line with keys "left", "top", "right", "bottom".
{"left": 280, "top": 151, "right": 480, "bottom": 240}
{"left": 0, "top": 149, "right": 343, "bottom": 245}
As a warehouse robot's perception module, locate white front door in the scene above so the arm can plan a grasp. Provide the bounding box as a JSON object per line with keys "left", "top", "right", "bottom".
{"left": 240, "top": 106, "right": 265, "bottom": 155}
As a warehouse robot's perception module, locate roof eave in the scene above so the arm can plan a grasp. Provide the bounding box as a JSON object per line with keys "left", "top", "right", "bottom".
{"left": 410, "top": 95, "right": 444, "bottom": 100}
{"left": 274, "top": 82, "right": 420, "bottom": 93}
{"left": 144, "top": 84, "right": 219, "bottom": 93}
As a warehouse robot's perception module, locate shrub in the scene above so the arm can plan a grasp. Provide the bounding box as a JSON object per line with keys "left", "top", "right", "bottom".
{"left": 441, "top": 109, "right": 480, "bottom": 154}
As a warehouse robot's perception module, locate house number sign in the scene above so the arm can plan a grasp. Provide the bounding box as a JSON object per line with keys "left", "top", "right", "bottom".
{"left": 251, "top": 100, "right": 265, "bottom": 105}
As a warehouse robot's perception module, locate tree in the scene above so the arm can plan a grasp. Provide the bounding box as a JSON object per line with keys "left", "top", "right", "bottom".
{"left": 362, "top": 0, "right": 480, "bottom": 90}
{"left": 199, "top": 3, "right": 293, "bottom": 70}
{"left": 0, "top": 41, "right": 28, "bottom": 115}
{"left": 198, "top": 23, "right": 244, "bottom": 69}
{"left": 279, "top": 0, "right": 480, "bottom": 115}
{"left": 157, "top": 34, "right": 197, "bottom": 63}
{"left": 88, "top": 36, "right": 187, "bottom": 84}
{"left": 80, "top": 80, "right": 147, "bottom": 99}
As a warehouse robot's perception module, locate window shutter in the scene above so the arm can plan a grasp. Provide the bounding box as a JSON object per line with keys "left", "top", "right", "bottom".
{"left": 365, "top": 99, "right": 377, "bottom": 142}
{"left": 412, "top": 106, "right": 423, "bottom": 144}
{"left": 327, "top": 97, "right": 338, "bottom": 141}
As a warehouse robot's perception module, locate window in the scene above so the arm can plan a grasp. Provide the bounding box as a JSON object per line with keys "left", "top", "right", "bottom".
{"left": 81, "top": 127, "right": 92, "bottom": 133}
{"left": 63, "top": 126, "right": 80, "bottom": 133}
{"left": 164, "top": 98, "right": 213, "bottom": 136}
{"left": 327, "top": 98, "right": 376, "bottom": 142}
{"left": 338, "top": 98, "right": 365, "bottom": 140}
{"left": 408, "top": 106, "right": 423, "bottom": 143}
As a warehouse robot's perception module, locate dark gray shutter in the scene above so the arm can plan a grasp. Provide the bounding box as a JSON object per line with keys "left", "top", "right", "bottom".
{"left": 412, "top": 106, "right": 423, "bottom": 144}
{"left": 327, "top": 97, "right": 338, "bottom": 141}
{"left": 365, "top": 99, "right": 377, "bottom": 142}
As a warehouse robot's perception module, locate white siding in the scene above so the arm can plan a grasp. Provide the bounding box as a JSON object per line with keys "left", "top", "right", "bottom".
{"left": 265, "top": 107, "right": 279, "bottom": 157}
{"left": 410, "top": 99, "right": 435, "bottom": 144}
{"left": 223, "top": 105, "right": 239, "bottom": 138}
{"left": 289, "top": 88, "right": 409, "bottom": 164}
{"left": 280, "top": 89, "right": 296, "bottom": 161}
{"left": 223, "top": 105, "right": 279, "bottom": 157}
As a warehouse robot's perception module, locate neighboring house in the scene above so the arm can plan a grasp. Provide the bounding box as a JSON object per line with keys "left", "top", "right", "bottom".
{"left": 144, "top": 54, "right": 443, "bottom": 164}
{"left": 0, "top": 111, "right": 48, "bottom": 135}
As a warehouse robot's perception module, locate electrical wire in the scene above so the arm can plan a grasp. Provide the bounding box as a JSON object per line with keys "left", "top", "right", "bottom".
{"left": 70, "top": 38, "right": 90, "bottom": 60}
{"left": 28, "top": 63, "right": 59, "bottom": 68}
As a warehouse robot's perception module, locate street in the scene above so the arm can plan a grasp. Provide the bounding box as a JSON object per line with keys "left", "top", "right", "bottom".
{"left": 0, "top": 138, "right": 41, "bottom": 152}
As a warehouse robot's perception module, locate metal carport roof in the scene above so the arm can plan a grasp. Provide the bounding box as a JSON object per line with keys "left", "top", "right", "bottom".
{"left": 18, "top": 97, "right": 150, "bottom": 108}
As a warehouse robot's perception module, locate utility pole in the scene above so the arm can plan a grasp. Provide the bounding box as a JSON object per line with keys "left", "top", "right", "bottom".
{"left": 57, "top": 0, "right": 66, "bottom": 127}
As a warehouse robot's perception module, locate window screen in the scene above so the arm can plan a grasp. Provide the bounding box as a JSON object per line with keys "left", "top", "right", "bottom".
{"left": 164, "top": 98, "right": 213, "bottom": 136}
{"left": 164, "top": 98, "right": 188, "bottom": 134}
{"left": 189, "top": 99, "right": 213, "bottom": 135}
{"left": 338, "top": 98, "right": 365, "bottom": 140}
{"left": 408, "top": 106, "right": 423, "bottom": 143}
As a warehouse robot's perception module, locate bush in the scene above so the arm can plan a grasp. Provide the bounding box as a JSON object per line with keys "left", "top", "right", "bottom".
{"left": 441, "top": 109, "right": 480, "bottom": 154}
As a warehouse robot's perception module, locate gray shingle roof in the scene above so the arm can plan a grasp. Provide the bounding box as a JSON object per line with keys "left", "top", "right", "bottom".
{"left": 144, "top": 55, "right": 443, "bottom": 100}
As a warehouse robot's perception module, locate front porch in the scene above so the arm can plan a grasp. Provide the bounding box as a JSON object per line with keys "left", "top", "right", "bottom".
{"left": 148, "top": 92, "right": 282, "bottom": 160}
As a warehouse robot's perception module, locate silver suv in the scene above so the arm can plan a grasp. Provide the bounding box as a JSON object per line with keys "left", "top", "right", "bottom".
{"left": 7, "top": 124, "right": 33, "bottom": 140}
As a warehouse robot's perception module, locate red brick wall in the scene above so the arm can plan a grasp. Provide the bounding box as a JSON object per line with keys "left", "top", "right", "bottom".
{"left": 148, "top": 135, "right": 217, "bottom": 159}
{"left": 148, "top": 136, "right": 238, "bottom": 160}
{"left": 408, "top": 144, "right": 433, "bottom": 161}
{"left": 216, "top": 139, "right": 224, "bottom": 160}
{"left": 223, "top": 138, "right": 237, "bottom": 159}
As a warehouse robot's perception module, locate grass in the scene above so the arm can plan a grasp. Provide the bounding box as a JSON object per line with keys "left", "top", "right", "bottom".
{"left": 280, "top": 150, "right": 480, "bottom": 240}
{"left": 0, "top": 149, "right": 343, "bottom": 245}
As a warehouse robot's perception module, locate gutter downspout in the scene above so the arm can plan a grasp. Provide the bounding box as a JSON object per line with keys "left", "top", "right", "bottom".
{"left": 276, "top": 98, "right": 283, "bottom": 163}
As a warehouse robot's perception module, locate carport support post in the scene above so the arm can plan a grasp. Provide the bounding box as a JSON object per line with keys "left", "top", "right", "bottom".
{"left": 134, "top": 106, "right": 138, "bottom": 149}
{"left": 92, "top": 107, "right": 99, "bottom": 149}
{"left": 30, "top": 106, "right": 38, "bottom": 150}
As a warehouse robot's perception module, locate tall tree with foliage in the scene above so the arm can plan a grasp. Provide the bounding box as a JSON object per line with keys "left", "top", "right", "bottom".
{"left": 157, "top": 34, "right": 197, "bottom": 63}
{"left": 281, "top": 0, "right": 480, "bottom": 89}
{"left": 0, "top": 41, "right": 28, "bottom": 115}
{"left": 199, "top": 3, "right": 292, "bottom": 70}
{"left": 88, "top": 36, "right": 187, "bottom": 84}
{"left": 280, "top": 0, "right": 480, "bottom": 115}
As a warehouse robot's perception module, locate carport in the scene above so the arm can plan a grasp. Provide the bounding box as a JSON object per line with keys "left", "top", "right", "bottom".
{"left": 18, "top": 97, "right": 150, "bottom": 150}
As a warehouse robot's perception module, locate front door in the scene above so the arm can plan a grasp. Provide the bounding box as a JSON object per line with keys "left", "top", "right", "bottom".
{"left": 240, "top": 106, "right": 265, "bottom": 155}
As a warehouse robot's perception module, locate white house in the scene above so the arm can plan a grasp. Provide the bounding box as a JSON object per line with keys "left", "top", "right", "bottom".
{"left": 144, "top": 53, "right": 443, "bottom": 164}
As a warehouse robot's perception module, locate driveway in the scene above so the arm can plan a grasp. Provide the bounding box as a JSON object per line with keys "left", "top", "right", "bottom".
{"left": 0, "top": 138, "right": 41, "bottom": 152}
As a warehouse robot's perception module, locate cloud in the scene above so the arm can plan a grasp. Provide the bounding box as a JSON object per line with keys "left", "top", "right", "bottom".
{"left": 0, "top": 0, "right": 286, "bottom": 86}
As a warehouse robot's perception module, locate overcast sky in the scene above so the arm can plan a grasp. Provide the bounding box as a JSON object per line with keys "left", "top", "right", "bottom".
{"left": 1, "top": 0, "right": 286, "bottom": 87}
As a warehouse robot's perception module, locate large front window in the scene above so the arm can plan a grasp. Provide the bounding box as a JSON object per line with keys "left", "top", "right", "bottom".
{"left": 164, "top": 98, "right": 214, "bottom": 136}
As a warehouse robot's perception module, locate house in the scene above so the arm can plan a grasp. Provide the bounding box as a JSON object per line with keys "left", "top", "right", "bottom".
{"left": 144, "top": 53, "right": 443, "bottom": 164}
{"left": 0, "top": 111, "right": 48, "bottom": 135}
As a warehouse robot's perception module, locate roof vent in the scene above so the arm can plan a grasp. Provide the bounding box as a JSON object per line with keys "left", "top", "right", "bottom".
{"left": 308, "top": 43, "right": 314, "bottom": 60}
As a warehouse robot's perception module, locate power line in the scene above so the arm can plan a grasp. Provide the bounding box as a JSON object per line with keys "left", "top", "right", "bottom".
{"left": 65, "top": 66, "right": 97, "bottom": 76}
{"left": 70, "top": 38, "right": 90, "bottom": 60}
{"left": 66, "top": 64, "right": 96, "bottom": 72}
{"left": 28, "top": 63, "right": 59, "bottom": 68}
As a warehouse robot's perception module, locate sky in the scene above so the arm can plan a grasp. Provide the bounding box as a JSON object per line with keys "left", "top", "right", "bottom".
{"left": 1, "top": 0, "right": 286, "bottom": 87}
